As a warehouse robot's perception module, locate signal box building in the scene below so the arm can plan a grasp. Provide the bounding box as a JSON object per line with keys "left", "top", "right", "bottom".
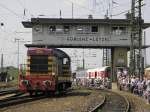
{"left": 22, "top": 18, "right": 150, "bottom": 81}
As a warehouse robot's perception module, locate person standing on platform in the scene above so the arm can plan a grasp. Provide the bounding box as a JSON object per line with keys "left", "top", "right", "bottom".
{"left": 146, "top": 73, "right": 150, "bottom": 104}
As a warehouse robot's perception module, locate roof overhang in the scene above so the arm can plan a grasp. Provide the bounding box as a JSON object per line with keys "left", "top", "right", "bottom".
{"left": 22, "top": 18, "right": 150, "bottom": 29}
{"left": 24, "top": 44, "right": 150, "bottom": 49}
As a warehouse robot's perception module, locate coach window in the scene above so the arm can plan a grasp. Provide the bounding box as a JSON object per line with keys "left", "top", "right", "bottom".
{"left": 91, "top": 26, "right": 98, "bottom": 32}
{"left": 49, "top": 25, "right": 56, "bottom": 32}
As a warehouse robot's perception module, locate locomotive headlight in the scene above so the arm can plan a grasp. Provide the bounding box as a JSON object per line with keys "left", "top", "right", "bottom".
{"left": 43, "top": 80, "right": 51, "bottom": 86}
{"left": 21, "top": 80, "right": 29, "bottom": 86}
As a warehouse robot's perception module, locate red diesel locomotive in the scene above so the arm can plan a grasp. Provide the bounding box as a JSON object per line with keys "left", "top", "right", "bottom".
{"left": 19, "top": 48, "right": 72, "bottom": 95}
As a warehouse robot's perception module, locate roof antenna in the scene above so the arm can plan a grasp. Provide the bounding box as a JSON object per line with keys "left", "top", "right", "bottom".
{"left": 60, "top": 10, "right": 62, "bottom": 18}
{"left": 72, "top": 3, "right": 74, "bottom": 19}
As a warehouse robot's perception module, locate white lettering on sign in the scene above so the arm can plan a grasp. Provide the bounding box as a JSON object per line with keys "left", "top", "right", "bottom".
{"left": 66, "top": 36, "right": 110, "bottom": 42}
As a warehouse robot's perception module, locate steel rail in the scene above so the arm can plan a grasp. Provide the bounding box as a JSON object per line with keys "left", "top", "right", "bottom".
{"left": 90, "top": 89, "right": 130, "bottom": 112}
{"left": 0, "top": 94, "right": 47, "bottom": 108}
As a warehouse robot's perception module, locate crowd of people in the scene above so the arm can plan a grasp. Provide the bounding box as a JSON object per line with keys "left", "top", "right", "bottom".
{"left": 74, "top": 68, "right": 150, "bottom": 104}
{"left": 75, "top": 77, "right": 111, "bottom": 89}
{"left": 117, "top": 70, "right": 150, "bottom": 104}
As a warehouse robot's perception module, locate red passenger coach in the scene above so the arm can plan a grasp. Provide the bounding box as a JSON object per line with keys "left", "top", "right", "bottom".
{"left": 86, "top": 66, "right": 111, "bottom": 79}
{"left": 19, "top": 48, "right": 72, "bottom": 95}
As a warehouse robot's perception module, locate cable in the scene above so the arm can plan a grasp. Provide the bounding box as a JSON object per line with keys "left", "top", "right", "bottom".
{"left": 66, "top": 0, "right": 108, "bottom": 16}
{"left": 0, "top": 3, "right": 24, "bottom": 19}
{"left": 16, "top": 0, "right": 25, "bottom": 9}
{"left": 111, "top": 9, "right": 130, "bottom": 17}
{"left": 15, "top": 0, "right": 34, "bottom": 18}
{"left": 66, "top": 0, "right": 95, "bottom": 12}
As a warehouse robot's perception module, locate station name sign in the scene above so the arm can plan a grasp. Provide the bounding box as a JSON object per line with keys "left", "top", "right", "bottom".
{"left": 66, "top": 36, "right": 110, "bottom": 42}
{"left": 32, "top": 34, "right": 130, "bottom": 47}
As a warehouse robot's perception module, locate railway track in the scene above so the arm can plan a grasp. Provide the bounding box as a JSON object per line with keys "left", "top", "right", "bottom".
{"left": 90, "top": 90, "right": 130, "bottom": 112}
{"left": 0, "top": 88, "right": 23, "bottom": 101}
{"left": 0, "top": 88, "right": 130, "bottom": 112}
{"left": 0, "top": 93, "right": 47, "bottom": 108}
{"left": 0, "top": 90, "right": 19, "bottom": 96}
{"left": 0, "top": 88, "right": 19, "bottom": 96}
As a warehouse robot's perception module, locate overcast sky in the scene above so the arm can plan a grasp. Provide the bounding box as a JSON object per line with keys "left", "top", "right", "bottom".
{"left": 0, "top": 0, "right": 150, "bottom": 71}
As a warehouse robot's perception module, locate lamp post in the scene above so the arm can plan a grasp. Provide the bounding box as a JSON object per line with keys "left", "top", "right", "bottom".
{"left": 14, "top": 38, "right": 43, "bottom": 71}
{"left": 14, "top": 38, "right": 20, "bottom": 71}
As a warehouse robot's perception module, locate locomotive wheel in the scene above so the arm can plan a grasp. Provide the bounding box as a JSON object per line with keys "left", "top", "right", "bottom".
{"left": 44, "top": 91, "right": 55, "bottom": 96}
{"left": 45, "top": 90, "right": 50, "bottom": 96}
{"left": 29, "top": 91, "right": 33, "bottom": 96}
{"left": 35, "top": 90, "right": 40, "bottom": 96}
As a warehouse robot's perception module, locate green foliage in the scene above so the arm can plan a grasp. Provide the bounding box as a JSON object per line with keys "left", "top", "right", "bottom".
{"left": 145, "top": 65, "right": 150, "bottom": 69}
{"left": 8, "top": 66, "right": 18, "bottom": 82}
{"left": 76, "top": 66, "right": 84, "bottom": 70}
{"left": 1, "top": 66, "right": 19, "bottom": 83}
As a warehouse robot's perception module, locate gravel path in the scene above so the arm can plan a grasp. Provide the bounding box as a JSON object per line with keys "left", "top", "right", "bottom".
{"left": 0, "top": 88, "right": 104, "bottom": 112}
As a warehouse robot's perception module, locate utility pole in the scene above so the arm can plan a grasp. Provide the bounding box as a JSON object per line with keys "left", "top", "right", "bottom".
{"left": 15, "top": 38, "right": 20, "bottom": 71}
{"left": 72, "top": 2, "right": 74, "bottom": 19}
{"left": 144, "top": 31, "right": 147, "bottom": 66}
{"left": 102, "top": 0, "right": 112, "bottom": 67}
{"left": 82, "top": 48, "right": 85, "bottom": 69}
{"left": 1, "top": 54, "right": 4, "bottom": 72}
{"left": 14, "top": 38, "right": 42, "bottom": 72}
{"left": 130, "top": 0, "right": 135, "bottom": 76}
{"left": 138, "top": 0, "right": 143, "bottom": 79}
{"left": 130, "top": 0, "right": 143, "bottom": 79}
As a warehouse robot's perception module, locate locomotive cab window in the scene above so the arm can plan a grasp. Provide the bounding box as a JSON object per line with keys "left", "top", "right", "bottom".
{"left": 63, "top": 58, "right": 69, "bottom": 65}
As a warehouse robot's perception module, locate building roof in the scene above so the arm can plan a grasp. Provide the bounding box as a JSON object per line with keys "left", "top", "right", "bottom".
{"left": 87, "top": 66, "right": 110, "bottom": 72}
{"left": 24, "top": 44, "right": 150, "bottom": 49}
{"left": 22, "top": 18, "right": 150, "bottom": 29}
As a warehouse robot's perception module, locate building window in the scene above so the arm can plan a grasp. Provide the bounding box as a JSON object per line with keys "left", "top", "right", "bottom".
{"left": 84, "top": 26, "right": 90, "bottom": 33}
{"left": 91, "top": 26, "right": 98, "bottom": 32}
{"left": 49, "top": 25, "right": 56, "bottom": 32}
{"left": 64, "top": 26, "right": 70, "bottom": 32}
{"left": 119, "top": 27, "right": 126, "bottom": 34}
{"left": 112, "top": 27, "right": 118, "bottom": 35}
{"left": 112, "top": 26, "right": 126, "bottom": 35}
{"left": 34, "top": 25, "right": 42, "bottom": 33}
{"left": 76, "top": 26, "right": 83, "bottom": 33}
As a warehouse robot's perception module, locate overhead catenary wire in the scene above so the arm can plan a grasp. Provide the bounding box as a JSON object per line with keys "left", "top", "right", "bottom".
{"left": 66, "top": 0, "right": 108, "bottom": 17}
{"left": 111, "top": 9, "right": 130, "bottom": 17}
{"left": 0, "top": 2, "right": 34, "bottom": 20}
{"left": 0, "top": 3, "right": 24, "bottom": 19}
{"left": 15, "top": 0, "right": 34, "bottom": 19}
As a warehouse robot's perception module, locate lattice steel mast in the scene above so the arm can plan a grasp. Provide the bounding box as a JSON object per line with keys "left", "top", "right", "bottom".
{"left": 130, "top": 0, "right": 143, "bottom": 78}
